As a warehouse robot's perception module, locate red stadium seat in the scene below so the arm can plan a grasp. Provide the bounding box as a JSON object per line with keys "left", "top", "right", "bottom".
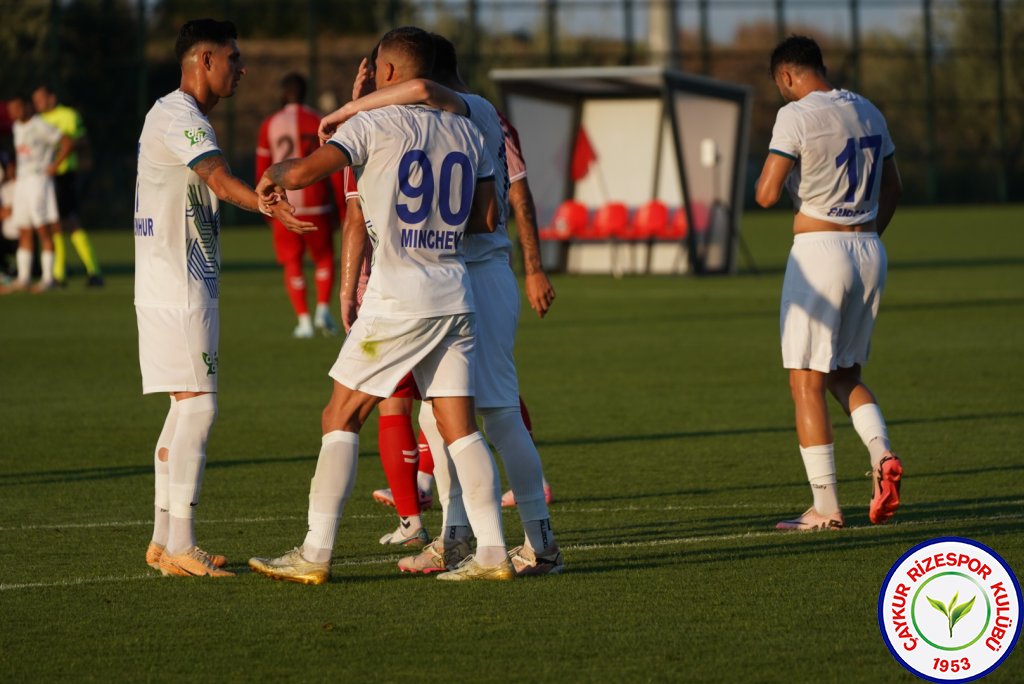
{"left": 662, "top": 208, "right": 689, "bottom": 240}
{"left": 591, "top": 202, "right": 628, "bottom": 240}
{"left": 544, "top": 200, "right": 589, "bottom": 240}
{"left": 631, "top": 200, "right": 668, "bottom": 240}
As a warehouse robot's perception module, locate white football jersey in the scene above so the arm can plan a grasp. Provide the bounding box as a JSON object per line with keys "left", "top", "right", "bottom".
{"left": 769, "top": 89, "right": 895, "bottom": 225}
{"left": 459, "top": 93, "right": 511, "bottom": 265}
{"left": 134, "top": 90, "right": 223, "bottom": 309}
{"left": 329, "top": 105, "right": 494, "bottom": 319}
{"left": 13, "top": 115, "right": 63, "bottom": 177}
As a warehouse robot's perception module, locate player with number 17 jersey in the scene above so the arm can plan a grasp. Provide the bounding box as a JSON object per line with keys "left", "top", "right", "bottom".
{"left": 768, "top": 89, "right": 894, "bottom": 223}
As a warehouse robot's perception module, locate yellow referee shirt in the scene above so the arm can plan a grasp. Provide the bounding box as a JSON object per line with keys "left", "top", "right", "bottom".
{"left": 40, "top": 104, "right": 85, "bottom": 175}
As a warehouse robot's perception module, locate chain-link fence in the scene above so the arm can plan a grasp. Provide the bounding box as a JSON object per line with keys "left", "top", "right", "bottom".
{"left": 1, "top": 0, "right": 1020, "bottom": 227}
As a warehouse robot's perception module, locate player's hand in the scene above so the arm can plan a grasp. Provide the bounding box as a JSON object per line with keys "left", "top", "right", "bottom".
{"left": 271, "top": 199, "right": 317, "bottom": 234}
{"left": 524, "top": 272, "right": 556, "bottom": 318}
{"left": 45, "top": 163, "right": 58, "bottom": 177}
{"left": 318, "top": 107, "right": 350, "bottom": 144}
{"left": 256, "top": 174, "right": 285, "bottom": 202}
{"left": 340, "top": 295, "right": 357, "bottom": 333}
{"left": 351, "top": 57, "right": 375, "bottom": 101}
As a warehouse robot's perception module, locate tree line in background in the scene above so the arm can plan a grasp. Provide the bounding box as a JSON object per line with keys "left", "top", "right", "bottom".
{"left": 0, "top": 0, "right": 1020, "bottom": 229}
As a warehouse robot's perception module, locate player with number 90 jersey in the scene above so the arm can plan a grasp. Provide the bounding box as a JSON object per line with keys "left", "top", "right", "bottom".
{"left": 327, "top": 105, "right": 494, "bottom": 319}
{"left": 768, "top": 89, "right": 894, "bottom": 224}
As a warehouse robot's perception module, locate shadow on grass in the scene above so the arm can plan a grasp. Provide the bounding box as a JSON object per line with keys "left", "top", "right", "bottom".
{"left": 537, "top": 410, "right": 1024, "bottom": 450}
{"left": 3, "top": 411, "right": 1022, "bottom": 488}
{"left": 563, "top": 516, "right": 1024, "bottom": 576}
{"left": 0, "top": 450, "right": 384, "bottom": 487}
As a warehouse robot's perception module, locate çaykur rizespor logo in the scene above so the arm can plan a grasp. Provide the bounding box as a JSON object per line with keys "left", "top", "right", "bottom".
{"left": 879, "top": 538, "right": 1020, "bottom": 681}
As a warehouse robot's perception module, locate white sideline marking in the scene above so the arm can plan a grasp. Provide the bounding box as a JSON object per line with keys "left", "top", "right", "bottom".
{"left": 2, "top": 510, "right": 1021, "bottom": 592}
{"left": 0, "top": 503, "right": 791, "bottom": 533}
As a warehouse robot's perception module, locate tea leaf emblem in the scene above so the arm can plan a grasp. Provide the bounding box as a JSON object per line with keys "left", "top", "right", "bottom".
{"left": 928, "top": 591, "right": 975, "bottom": 638}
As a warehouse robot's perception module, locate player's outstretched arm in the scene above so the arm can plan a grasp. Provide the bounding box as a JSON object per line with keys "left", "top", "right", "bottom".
{"left": 466, "top": 180, "right": 497, "bottom": 235}
{"left": 509, "top": 178, "right": 555, "bottom": 318}
{"left": 259, "top": 144, "right": 349, "bottom": 196}
{"left": 754, "top": 153, "right": 795, "bottom": 208}
{"left": 319, "top": 79, "right": 468, "bottom": 142}
{"left": 339, "top": 197, "right": 366, "bottom": 333}
{"left": 875, "top": 156, "right": 902, "bottom": 236}
{"left": 193, "top": 153, "right": 316, "bottom": 234}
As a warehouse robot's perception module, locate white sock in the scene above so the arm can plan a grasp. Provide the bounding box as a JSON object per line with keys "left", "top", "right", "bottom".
{"left": 16, "top": 248, "right": 31, "bottom": 285}
{"left": 315, "top": 302, "right": 329, "bottom": 317}
{"left": 297, "top": 312, "right": 312, "bottom": 327}
{"left": 448, "top": 431, "right": 505, "bottom": 564}
{"left": 851, "top": 403, "right": 891, "bottom": 468}
{"left": 152, "top": 397, "right": 178, "bottom": 547}
{"left": 397, "top": 514, "right": 423, "bottom": 532}
{"left": 166, "top": 394, "right": 217, "bottom": 554}
{"left": 418, "top": 402, "right": 469, "bottom": 530}
{"left": 416, "top": 470, "right": 434, "bottom": 494}
{"left": 481, "top": 407, "right": 551, "bottom": 522}
{"left": 799, "top": 444, "right": 840, "bottom": 516}
{"left": 301, "top": 430, "right": 359, "bottom": 563}
{"left": 40, "top": 250, "right": 54, "bottom": 284}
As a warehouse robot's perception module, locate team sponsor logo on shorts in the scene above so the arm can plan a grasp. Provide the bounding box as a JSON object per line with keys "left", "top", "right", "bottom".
{"left": 202, "top": 352, "right": 218, "bottom": 376}
{"left": 878, "top": 537, "right": 1020, "bottom": 681}
{"left": 184, "top": 128, "right": 208, "bottom": 147}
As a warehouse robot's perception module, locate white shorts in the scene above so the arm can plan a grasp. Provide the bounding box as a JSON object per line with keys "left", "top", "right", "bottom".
{"left": 468, "top": 259, "right": 521, "bottom": 408}
{"left": 330, "top": 313, "right": 475, "bottom": 399}
{"left": 780, "top": 232, "right": 886, "bottom": 372}
{"left": 11, "top": 175, "right": 58, "bottom": 229}
{"left": 137, "top": 306, "right": 220, "bottom": 394}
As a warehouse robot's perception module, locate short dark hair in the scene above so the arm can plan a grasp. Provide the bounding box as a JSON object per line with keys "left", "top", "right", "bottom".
{"left": 378, "top": 26, "right": 434, "bottom": 78}
{"left": 430, "top": 33, "right": 459, "bottom": 84}
{"left": 770, "top": 35, "right": 825, "bottom": 77}
{"left": 281, "top": 72, "right": 307, "bottom": 104}
{"left": 175, "top": 19, "right": 237, "bottom": 63}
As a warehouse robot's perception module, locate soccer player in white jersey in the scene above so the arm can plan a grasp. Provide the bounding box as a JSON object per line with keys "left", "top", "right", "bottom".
{"left": 754, "top": 36, "right": 904, "bottom": 531}
{"left": 247, "top": 26, "right": 513, "bottom": 584}
{"left": 318, "top": 34, "right": 563, "bottom": 575}
{"left": 135, "top": 19, "right": 314, "bottom": 578}
{"left": 1, "top": 95, "right": 71, "bottom": 294}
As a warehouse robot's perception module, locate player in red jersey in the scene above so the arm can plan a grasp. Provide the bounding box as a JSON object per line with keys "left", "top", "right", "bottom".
{"left": 256, "top": 73, "right": 343, "bottom": 338}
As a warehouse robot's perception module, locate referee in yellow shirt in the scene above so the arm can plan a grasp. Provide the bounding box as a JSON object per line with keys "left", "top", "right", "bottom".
{"left": 32, "top": 85, "right": 103, "bottom": 287}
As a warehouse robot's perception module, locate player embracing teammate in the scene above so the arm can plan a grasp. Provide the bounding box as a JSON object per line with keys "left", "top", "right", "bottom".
{"left": 755, "top": 36, "right": 904, "bottom": 531}
{"left": 320, "top": 33, "right": 564, "bottom": 576}
{"left": 248, "top": 26, "right": 520, "bottom": 583}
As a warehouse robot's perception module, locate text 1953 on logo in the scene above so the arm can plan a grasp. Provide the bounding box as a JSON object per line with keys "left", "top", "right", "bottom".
{"left": 879, "top": 537, "right": 1020, "bottom": 682}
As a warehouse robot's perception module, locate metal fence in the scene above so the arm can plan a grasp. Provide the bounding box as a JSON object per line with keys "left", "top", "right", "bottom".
{"left": 1, "top": 0, "right": 1020, "bottom": 227}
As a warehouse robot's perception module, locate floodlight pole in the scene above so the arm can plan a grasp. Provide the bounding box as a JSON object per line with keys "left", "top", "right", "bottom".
{"left": 923, "top": 0, "right": 937, "bottom": 202}
{"left": 307, "top": 0, "right": 319, "bottom": 106}
{"left": 648, "top": 0, "right": 679, "bottom": 68}
{"left": 993, "top": 0, "right": 1008, "bottom": 202}
{"left": 774, "top": 0, "right": 786, "bottom": 42}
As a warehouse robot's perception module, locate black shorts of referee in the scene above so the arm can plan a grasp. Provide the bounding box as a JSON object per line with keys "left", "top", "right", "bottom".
{"left": 54, "top": 171, "right": 79, "bottom": 220}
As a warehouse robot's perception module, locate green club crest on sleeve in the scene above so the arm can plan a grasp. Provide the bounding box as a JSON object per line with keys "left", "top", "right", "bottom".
{"left": 185, "top": 128, "right": 208, "bottom": 147}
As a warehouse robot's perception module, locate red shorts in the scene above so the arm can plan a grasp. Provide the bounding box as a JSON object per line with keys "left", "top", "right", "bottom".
{"left": 271, "top": 213, "right": 335, "bottom": 263}
{"left": 391, "top": 372, "right": 421, "bottom": 400}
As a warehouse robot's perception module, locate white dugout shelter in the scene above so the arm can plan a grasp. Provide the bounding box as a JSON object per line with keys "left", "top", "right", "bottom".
{"left": 491, "top": 66, "right": 752, "bottom": 275}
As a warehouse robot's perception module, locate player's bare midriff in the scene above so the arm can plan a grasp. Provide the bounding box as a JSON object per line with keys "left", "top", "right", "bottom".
{"left": 792, "top": 211, "right": 877, "bottom": 235}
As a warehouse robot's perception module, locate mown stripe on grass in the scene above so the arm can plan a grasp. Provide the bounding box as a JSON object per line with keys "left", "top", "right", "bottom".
{"left": 3, "top": 510, "right": 1021, "bottom": 592}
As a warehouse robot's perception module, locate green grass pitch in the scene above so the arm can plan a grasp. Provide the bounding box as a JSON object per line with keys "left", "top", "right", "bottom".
{"left": 1, "top": 205, "right": 1022, "bottom": 681}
